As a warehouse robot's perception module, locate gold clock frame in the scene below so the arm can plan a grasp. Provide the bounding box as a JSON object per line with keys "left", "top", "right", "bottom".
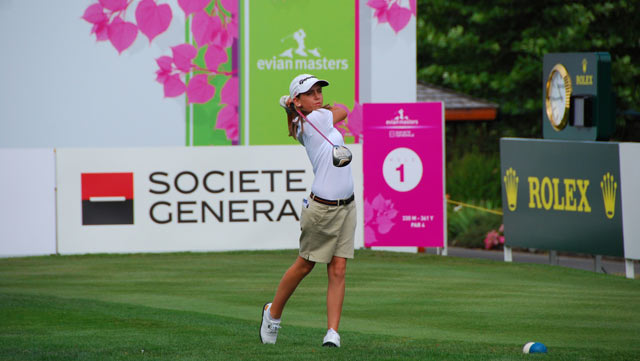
{"left": 545, "top": 63, "right": 573, "bottom": 131}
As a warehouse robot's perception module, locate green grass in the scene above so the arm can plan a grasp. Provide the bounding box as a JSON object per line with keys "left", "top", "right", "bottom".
{"left": 1, "top": 249, "right": 639, "bottom": 360}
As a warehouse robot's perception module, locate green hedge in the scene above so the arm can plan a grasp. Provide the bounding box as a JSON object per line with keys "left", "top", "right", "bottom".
{"left": 446, "top": 151, "right": 502, "bottom": 205}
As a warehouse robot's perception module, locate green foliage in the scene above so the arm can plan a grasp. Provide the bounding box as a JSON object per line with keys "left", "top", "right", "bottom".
{"left": 446, "top": 151, "right": 501, "bottom": 204}
{"left": 447, "top": 201, "right": 502, "bottom": 248}
{"left": 417, "top": 0, "right": 640, "bottom": 140}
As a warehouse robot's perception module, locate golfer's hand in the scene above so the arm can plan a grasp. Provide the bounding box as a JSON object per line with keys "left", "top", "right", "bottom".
{"left": 279, "top": 95, "right": 293, "bottom": 113}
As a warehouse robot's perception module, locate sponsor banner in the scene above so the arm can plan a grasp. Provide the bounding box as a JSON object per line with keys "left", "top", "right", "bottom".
{"left": 500, "top": 138, "right": 624, "bottom": 257}
{"left": 0, "top": 148, "right": 56, "bottom": 257}
{"left": 245, "top": 0, "right": 356, "bottom": 145}
{"left": 620, "top": 143, "right": 640, "bottom": 260}
{"left": 56, "top": 145, "right": 363, "bottom": 255}
{"left": 363, "top": 103, "right": 445, "bottom": 247}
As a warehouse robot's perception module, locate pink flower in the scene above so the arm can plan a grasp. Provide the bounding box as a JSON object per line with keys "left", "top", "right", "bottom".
{"left": 215, "top": 105, "right": 239, "bottom": 142}
{"left": 365, "top": 194, "right": 398, "bottom": 234}
{"left": 107, "top": 17, "right": 138, "bottom": 54}
{"left": 483, "top": 229, "right": 505, "bottom": 250}
{"left": 186, "top": 74, "right": 216, "bottom": 104}
{"left": 178, "top": 0, "right": 210, "bottom": 16}
{"left": 334, "top": 101, "right": 363, "bottom": 143}
{"left": 366, "top": 0, "right": 415, "bottom": 33}
{"left": 136, "top": 0, "right": 173, "bottom": 43}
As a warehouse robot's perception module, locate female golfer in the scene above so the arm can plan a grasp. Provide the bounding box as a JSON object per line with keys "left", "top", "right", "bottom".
{"left": 260, "top": 74, "right": 356, "bottom": 348}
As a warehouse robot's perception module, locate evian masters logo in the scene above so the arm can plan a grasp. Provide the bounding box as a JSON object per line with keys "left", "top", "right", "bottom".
{"left": 257, "top": 28, "right": 349, "bottom": 71}
{"left": 81, "top": 172, "right": 134, "bottom": 225}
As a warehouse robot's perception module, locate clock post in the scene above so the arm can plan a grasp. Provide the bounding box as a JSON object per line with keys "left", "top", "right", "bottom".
{"left": 542, "top": 52, "right": 615, "bottom": 141}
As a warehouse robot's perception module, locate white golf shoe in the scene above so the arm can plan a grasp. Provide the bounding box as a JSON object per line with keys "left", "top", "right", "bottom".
{"left": 322, "top": 328, "right": 340, "bottom": 347}
{"left": 259, "top": 303, "right": 281, "bottom": 344}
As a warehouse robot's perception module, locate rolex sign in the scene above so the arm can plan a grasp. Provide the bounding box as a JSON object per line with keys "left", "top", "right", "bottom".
{"left": 500, "top": 138, "right": 624, "bottom": 257}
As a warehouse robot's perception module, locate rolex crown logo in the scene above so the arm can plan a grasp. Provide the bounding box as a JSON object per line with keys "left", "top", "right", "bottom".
{"left": 600, "top": 172, "right": 617, "bottom": 219}
{"left": 582, "top": 58, "right": 587, "bottom": 73}
{"left": 504, "top": 167, "right": 519, "bottom": 211}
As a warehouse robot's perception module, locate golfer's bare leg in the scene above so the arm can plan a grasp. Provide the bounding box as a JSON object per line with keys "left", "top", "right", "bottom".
{"left": 270, "top": 256, "right": 315, "bottom": 319}
{"left": 327, "top": 256, "right": 347, "bottom": 331}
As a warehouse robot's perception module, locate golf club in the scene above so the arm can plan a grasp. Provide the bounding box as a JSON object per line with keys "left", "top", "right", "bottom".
{"left": 293, "top": 107, "right": 353, "bottom": 167}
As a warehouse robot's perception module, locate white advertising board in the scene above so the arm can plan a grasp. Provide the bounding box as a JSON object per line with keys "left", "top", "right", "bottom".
{"left": 620, "top": 143, "right": 640, "bottom": 260}
{"left": 0, "top": 148, "right": 57, "bottom": 257}
{"left": 56, "top": 145, "right": 363, "bottom": 255}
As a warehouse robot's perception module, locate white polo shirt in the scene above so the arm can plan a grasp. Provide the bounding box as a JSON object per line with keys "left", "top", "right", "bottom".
{"left": 296, "top": 108, "right": 354, "bottom": 200}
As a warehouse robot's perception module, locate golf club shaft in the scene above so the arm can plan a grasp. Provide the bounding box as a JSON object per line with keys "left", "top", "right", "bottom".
{"left": 294, "top": 108, "right": 336, "bottom": 146}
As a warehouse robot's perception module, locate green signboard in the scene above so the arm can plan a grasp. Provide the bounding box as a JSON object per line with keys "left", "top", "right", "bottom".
{"left": 500, "top": 138, "right": 623, "bottom": 257}
{"left": 244, "top": 1, "right": 356, "bottom": 145}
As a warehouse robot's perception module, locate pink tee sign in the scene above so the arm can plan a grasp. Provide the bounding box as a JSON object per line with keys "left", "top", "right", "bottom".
{"left": 363, "top": 103, "right": 445, "bottom": 248}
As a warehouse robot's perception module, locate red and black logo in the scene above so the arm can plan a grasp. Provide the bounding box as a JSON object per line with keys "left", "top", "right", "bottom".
{"left": 81, "top": 172, "right": 134, "bottom": 225}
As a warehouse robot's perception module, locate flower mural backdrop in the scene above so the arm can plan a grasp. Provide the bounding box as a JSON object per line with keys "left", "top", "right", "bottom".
{"left": 82, "top": 0, "right": 239, "bottom": 142}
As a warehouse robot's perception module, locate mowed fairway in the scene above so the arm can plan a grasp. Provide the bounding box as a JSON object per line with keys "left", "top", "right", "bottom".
{"left": 1, "top": 249, "right": 639, "bottom": 360}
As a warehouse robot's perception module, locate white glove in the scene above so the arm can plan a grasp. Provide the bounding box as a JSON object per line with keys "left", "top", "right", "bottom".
{"left": 279, "top": 95, "right": 291, "bottom": 111}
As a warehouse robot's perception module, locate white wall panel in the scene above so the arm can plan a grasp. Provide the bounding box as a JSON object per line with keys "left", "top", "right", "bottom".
{"left": 0, "top": 148, "right": 57, "bottom": 257}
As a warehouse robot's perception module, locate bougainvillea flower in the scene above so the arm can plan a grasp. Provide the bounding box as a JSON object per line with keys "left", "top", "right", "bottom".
{"left": 92, "top": 20, "right": 110, "bottom": 41}
{"left": 99, "top": 0, "right": 128, "bottom": 11}
{"left": 227, "top": 15, "right": 239, "bottom": 40}
{"left": 220, "top": 0, "right": 238, "bottom": 16}
{"left": 387, "top": 2, "right": 412, "bottom": 33}
{"left": 216, "top": 105, "right": 239, "bottom": 142}
{"left": 155, "top": 56, "right": 173, "bottom": 84}
{"left": 178, "top": 0, "right": 210, "bottom": 16}
{"left": 204, "top": 45, "right": 228, "bottom": 72}
{"left": 364, "top": 198, "right": 375, "bottom": 224}
{"left": 186, "top": 74, "right": 215, "bottom": 103}
{"left": 346, "top": 101, "right": 363, "bottom": 142}
{"left": 212, "top": 25, "right": 233, "bottom": 48}
{"left": 367, "top": 0, "right": 390, "bottom": 23}
{"left": 107, "top": 18, "right": 138, "bottom": 54}
{"left": 220, "top": 76, "right": 239, "bottom": 107}
{"left": 136, "top": 0, "right": 172, "bottom": 43}
{"left": 364, "top": 225, "right": 380, "bottom": 246}
{"left": 367, "top": 0, "right": 414, "bottom": 33}
{"left": 192, "top": 10, "right": 222, "bottom": 47}
{"left": 82, "top": 3, "right": 107, "bottom": 24}
{"left": 163, "top": 74, "right": 186, "bottom": 97}
{"left": 334, "top": 101, "right": 363, "bottom": 142}
{"left": 371, "top": 194, "right": 398, "bottom": 234}
{"left": 171, "top": 43, "right": 197, "bottom": 73}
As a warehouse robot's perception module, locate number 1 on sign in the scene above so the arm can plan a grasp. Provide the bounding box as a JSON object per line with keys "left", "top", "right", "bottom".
{"left": 396, "top": 164, "right": 404, "bottom": 182}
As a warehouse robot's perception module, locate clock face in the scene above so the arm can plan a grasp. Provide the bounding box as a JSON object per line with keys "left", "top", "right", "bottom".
{"left": 545, "top": 64, "right": 572, "bottom": 131}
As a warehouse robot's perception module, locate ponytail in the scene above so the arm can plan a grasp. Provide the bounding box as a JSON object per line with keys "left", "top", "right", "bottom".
{"left": 286, "top": 107, "right": 304, "bottom": 138}
{"left": 285, "top": 103, "right": 331, "bottom": 139}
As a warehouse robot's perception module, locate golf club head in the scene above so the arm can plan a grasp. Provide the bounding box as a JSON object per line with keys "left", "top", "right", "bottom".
{"left": 332, "top": 145, "right": 352, "bottom": 167}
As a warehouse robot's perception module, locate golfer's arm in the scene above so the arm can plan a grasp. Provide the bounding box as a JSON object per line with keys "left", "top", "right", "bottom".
{"left": 329, "top": 106, "right": 348, "bottom": 124}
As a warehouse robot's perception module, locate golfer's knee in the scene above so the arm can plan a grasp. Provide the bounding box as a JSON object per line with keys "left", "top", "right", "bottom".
{"left": 328, "top": 263, "right": 346, "bottom": 279}
{"left": 297, "top": 259, "right": 315, "bottom": 275}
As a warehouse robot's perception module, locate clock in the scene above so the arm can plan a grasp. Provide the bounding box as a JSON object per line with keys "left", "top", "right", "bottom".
{"left": 545, "top": 63, "right": 573, "bottom": 131}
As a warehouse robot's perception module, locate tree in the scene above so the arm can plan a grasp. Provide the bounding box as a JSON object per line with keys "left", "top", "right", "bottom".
{"left": 416, "top": 0, "right": 640, "bottom": 141}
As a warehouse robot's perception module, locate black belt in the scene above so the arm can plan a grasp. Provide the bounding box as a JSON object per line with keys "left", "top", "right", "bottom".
{"left": 310, "top": 192, "right": 354, "bottom": 206}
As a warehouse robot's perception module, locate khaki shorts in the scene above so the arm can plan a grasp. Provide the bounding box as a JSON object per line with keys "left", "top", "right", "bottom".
{"left": 299, "top": 197, "right": 356, "bottom": 264}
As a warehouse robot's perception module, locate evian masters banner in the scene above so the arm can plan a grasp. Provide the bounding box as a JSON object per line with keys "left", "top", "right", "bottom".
{"left": 245, "top": 0, "right": 356, "bottom": 145}
{"left": 363, "top": 103, "right": 445, "bottom": 247}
